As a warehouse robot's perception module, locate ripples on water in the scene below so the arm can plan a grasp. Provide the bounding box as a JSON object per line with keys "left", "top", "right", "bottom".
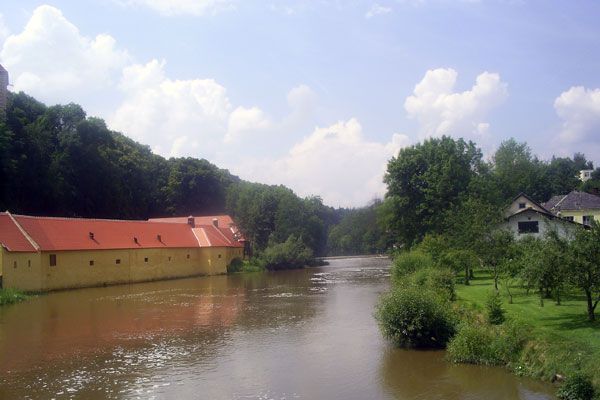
{"left": 0, "top": 257, "right": 554, "bottom": 399}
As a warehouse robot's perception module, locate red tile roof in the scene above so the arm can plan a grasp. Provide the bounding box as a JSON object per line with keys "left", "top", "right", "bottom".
{"left": 149, "top": 215, "right": 235, "bottom": 227}
{"left": 0, "top": 212, "right": 245, "bottom": 253}
{"left": 0, "top": 213, "right": 37, "bottom": 252}
{"left": 2, "top": 213, "right": 198, "bottom": 251}
{"left": 150, "top": 215, "right": 246, "bottom": 245}
{"left": 192, "top": 225, "right": 244, "bottom": 248}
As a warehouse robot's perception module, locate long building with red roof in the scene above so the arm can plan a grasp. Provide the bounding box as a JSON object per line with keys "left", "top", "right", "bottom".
{"left": 0, "top": 212, "right": 245, "bottom": 291}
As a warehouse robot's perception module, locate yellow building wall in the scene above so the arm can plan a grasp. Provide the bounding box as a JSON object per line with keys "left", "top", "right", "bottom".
{"left": 558, "top": 209, "right": 600, "bottom": 225}
{"left": 1, "top": 248, "right": 43, "bottom": 292}
{"left": 2, "top": 246, "right": 237, "bottom": 292}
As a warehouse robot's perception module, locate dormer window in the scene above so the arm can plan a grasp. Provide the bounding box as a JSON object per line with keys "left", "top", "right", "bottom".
{"left": 518, "top": 202, "right": 526, "bottom": 209}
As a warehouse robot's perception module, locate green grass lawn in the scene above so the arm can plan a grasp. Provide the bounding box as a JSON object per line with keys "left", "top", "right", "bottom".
{"left": 456, "top": 271, "right": 600, "bottom": 383}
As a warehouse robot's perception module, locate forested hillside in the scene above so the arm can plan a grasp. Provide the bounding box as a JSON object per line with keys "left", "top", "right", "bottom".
{"left": 0, "top": 92, "right": 347, "bottom": 257}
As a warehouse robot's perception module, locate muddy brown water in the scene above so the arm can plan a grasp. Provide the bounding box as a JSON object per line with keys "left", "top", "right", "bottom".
{"left": 0, "top": 257, "right": 555, "bottom": 399}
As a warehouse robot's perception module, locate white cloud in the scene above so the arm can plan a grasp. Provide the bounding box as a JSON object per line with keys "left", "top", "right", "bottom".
{"left": 366, "top": 4, "right": 392, "bottom": 18}
{"left": 110, "top": 59, "right": 232, "bottom": 157}
{"left": 553, "top": 86, "right": 600, "bottom": 158}
{"left": 0, "top": 5, "right": 130, "bottom": 104}
{"left": 404, "top": 68, "right": 507, "bottom": 141}
{"left": 0, "top": 14, "right": 9, "bottom": 45}
{"left": 226, "top": 106, "right": 272, "bottom": 143}
{"left": 235, "top": 119, "right": 410, "bottom": 207}
{"left": 118, "top": 0, "right": 235, "bottom": 16}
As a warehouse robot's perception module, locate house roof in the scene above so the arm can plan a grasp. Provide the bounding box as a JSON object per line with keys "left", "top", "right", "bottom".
{"left": 0, "top": 212, "right": 245, "bottom": 253}
{"left": 543, "top": 191, "right": 600, "bottom": 212}
{"left": 505, "top": 207, "right": 582, "bottom": 227}
{"left": 8, "top": 214, "right": 200, "bottom": 251}
{"left": 150, "top": 215, "right": 246, "bottom": 243}
{"left": 149, "top": 215, "right": 235, "bottom": 227}
{"left": 0, "top": 213, "right": 37, "bottom": 252}
{"left": 510, "top": 192, "right": 550, "bottom": 212}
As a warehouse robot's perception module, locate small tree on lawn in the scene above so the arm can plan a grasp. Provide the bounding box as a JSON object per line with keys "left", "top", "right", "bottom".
{"left": 568, "top": 222, "right": 600, "bottom": 322}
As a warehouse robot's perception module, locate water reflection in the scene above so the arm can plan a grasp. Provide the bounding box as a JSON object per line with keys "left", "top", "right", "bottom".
{"left": 0, "top": 258, "right": 555, "bottom": 400}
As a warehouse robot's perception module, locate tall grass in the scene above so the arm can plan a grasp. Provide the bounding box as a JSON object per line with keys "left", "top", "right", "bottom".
{"left": 0, "top": 288, "right": 28, "bottom": 305}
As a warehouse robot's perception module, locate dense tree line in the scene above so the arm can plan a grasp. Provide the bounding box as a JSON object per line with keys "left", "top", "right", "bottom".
{"left": 0, "top": 92, "right": 347, "bottom": 258}
{"left": 381, "top": 136, "right": 595, "bottom": 248}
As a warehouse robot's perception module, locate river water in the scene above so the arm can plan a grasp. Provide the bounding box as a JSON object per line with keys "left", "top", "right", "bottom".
{"left": 0, "top": 257, "right": 555, "bottom": 399}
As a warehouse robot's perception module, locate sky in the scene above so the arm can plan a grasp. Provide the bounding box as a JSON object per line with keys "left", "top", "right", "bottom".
{"left": 1, "top": 0, "right": 600, "bottom": 208}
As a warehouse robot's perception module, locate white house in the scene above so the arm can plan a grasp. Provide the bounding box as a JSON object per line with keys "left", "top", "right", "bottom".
{"left": 500, "top": 193, "right": 580, "bottom": 240}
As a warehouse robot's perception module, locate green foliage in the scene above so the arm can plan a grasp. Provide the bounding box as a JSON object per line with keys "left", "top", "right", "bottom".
{"left": 327, "top": 200, "right": 388, "bottom": 256}
{"left": 383, "top": 136, "right": 484, "bottom": 247}
{"left": 446, "top": 319, "right": 529, "bottom": 366}
{"left": 391, "top": 250, "right": 435, "bottom": 284}
{"left": 259, "top": 235, "right": 314, "bottom": 270}
{"left": 375, "top": 286, "right": 456, "bottom": 348}
{"left": 486, "top": 291, "right": 505, "bottom": 325}
{"left": 0, "top": 288, "right": 29, "bottom": 306}
{"left": 567, "top": 222, "right": 600, "bottom": 321}
{"left": 557, "top": 373, "right": 596, "bottom": 400}
{"left": 0, "top": 92, "right": 340, "bottom": 259}
{"left": 227, "top": 257, "right": 244, "bottom": 273}
{"left": 226, "top": 181, "right": 334, "bottom": 256}
{"left": 438, "top": 249, "right": 479, "bottom": 284}
{"left": 407, "top": 267, "right": 456, "bottom": 302}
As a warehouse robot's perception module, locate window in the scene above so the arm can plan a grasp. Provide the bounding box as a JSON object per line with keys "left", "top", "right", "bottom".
{"left": 518, "top": 202, "right": 526, "bottom": 209}
{"left": 116, "top": 259, "right": 121, "bottom": 265}
{"left": 518, "top": 221, "right": 539, "bottom": 234}
{"left": 13, "top": 261, "right": 17, "bottom": 269}
{"left": 186, "top": 254, "right": 190, "bottom": 259}
{"left": 49, "top": 254, "right": 57, "bottom": 266}
{"left": 218, "top": 254, "right": 222, "bottom": 259}
{"left": 564, "top": 216, "right": 574, "bottom": 222}
{"left": 144, "top": 257, "right": 148, "bottom": 263}
{"left": 583, "top": 215, "right": 594, "bottom": 226}
{"left": 28, "top": 260, "right": 31, "bottom": 267}
{"left": 89, "top": 260, "right": 94, "bottom": 266}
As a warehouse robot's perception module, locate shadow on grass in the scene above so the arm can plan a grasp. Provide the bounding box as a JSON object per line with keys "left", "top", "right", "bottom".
{"left": 538, "top": 314, "right": 600, "bottom": 331}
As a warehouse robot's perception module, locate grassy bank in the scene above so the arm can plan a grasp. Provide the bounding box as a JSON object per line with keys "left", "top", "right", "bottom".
{"left": 0, "top": 288, "right": 29, "bottom": 306}
{"left": 456, "top": 272, "right": 600, "bottom": 387}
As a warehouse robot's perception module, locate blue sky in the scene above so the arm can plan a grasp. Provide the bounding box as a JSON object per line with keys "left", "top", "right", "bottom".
{"left": 1, "top": 0, "right": 600, "bottom": 207}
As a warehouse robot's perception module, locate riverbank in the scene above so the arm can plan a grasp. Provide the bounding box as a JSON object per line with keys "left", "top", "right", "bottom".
{"left": 0, "top": 288, "right": 29, "bottom": 306}
{"left": 456, "top": 272, "right": 600, "bottom": 389}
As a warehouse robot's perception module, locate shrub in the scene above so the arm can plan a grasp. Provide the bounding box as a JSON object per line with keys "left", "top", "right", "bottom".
{"left": 260, "top": 235, "right": 313, "bottom": 271}
{"left": 227, "top": 257, "right": 243, "bottom": 273}
{"left": 375, "top": 287, "right": 455, "bottom": 348}
{"left": 438, "top": 249, "right": 479, "bottom": 285}
{"left": 486, "top": 291, "right": 506, "bottom": 325}
{"left": 407, "top": 267, "right": 456, "bottom": 301}
{"left": 447, "top": 322, "right": 499, "bottom": 365}
{"left": 391, "top": 250, "right": 434, "bottom": 285}
{"left": 447, "top": 319, "right": 530, "bottom": 366}
{"left": 557, "top": 372, "right": 596, "bottom": 400}
{"left": 417, "top": 234, "right": 451, "bottom": 262}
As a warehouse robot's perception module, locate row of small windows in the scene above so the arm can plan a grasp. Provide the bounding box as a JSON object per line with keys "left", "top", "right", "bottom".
{"left": 47, "top": 254, "right": 193, "bottom": 267}
{"left": 13, "top": 252, "right": 232, "bottom": 268}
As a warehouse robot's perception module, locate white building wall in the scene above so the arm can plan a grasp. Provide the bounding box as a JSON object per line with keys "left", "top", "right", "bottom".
{"left": 499, "top": 209, "right": 578, "bottom": 240}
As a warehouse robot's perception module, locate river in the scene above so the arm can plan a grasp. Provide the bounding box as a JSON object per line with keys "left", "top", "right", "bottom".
{"left": 0, "top": 257, "right": 555, "bottom": 399}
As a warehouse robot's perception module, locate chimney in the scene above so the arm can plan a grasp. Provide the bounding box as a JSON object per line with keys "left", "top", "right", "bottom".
{"left": 187, "top": 216, "right": 195, "bottom": 228}
{"left": 212, "top": 218, "right": 219, "bottom": 228}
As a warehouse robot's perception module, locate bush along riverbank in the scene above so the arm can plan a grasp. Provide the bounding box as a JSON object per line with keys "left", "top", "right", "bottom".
{"left": 227, "top": 234, "right": 328, "bottom": 274}
{"left": 376, "top": 247, "right": 599, "bottom": 400}
{"left": 0, "top": 288, "right": 29, "bottom": 306}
